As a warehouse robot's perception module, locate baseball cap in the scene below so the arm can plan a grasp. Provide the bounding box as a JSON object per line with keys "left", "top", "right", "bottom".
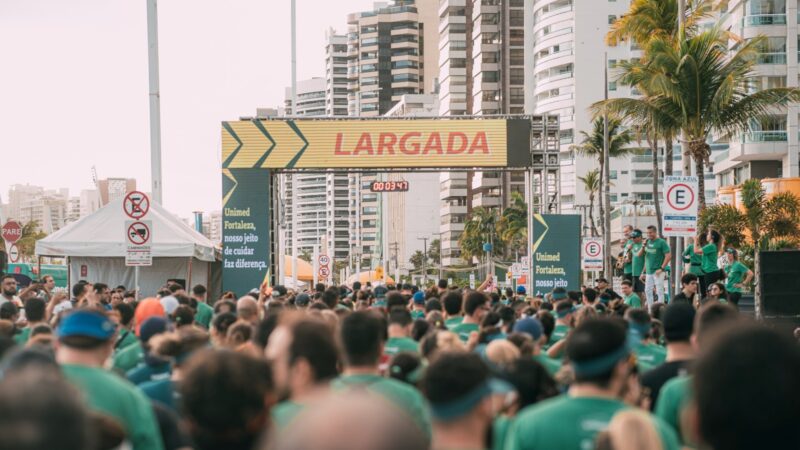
{"left": 516, "top": 285, "right": 526, "bottom": 295}
{"left": 160, "top": 296, "right": 179, "bottom": 315}
{"left": 630, "top": 230, "right": 642, "bottom": 238}
{"left": 412, "top": 291, "right": 425, "bottom": 305}
{"left": 139, "top": 316, "right": 169, "bottom": 343}
{"left": 295, "top": 293, "right": 311, "bottom": 307}
{"left": 662, "top": 302, "right": 696, "bottom": 342}
{"left": 272, "top": 285, "right": 288, "bottom": 298}
{"left": 551, "top": 287, "right": 567, "bottom": 301}
{"left": 512, "top": 317, "right": 543, "bottom": 341}
{"left": 57, "top": 310, "right": 117, "bottom": 341}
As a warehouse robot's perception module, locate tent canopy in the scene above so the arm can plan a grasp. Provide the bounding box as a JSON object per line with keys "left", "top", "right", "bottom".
{"left": 283, "top": 256, "right": 314, "bottom": 282}
{"left": 35, "top": 198, "right": 218, "bottom": 262}
{"left": 346, "top": 270, "right": 395, "bottom": 287}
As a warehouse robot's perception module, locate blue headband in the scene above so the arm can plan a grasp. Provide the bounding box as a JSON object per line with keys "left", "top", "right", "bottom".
{"left": 629, "top": 323, "right": 651, "bottom": 339}
{"left": 430, "top": 378, "right": 514, "bottom": 421}
{"left": 556, "top": 306, "right": 576, "bottom": 318}
{"left": 571, "top": 344, "right": 631, "bottom": 377}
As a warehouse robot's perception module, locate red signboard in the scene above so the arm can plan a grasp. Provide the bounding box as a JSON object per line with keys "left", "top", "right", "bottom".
{"left": 1, "top": 221, "right": 22, "bottom": 244}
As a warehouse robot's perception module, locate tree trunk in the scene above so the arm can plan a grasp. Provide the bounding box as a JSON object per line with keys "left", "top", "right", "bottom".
{"left": 664, "top": 140, "right": 674, "bottom": 176}
{"left": 650, "top": 134, "right": 663, "bottom": 235}
{"left": 588, "top": 194, "right": 598, "bottom": 237}
{"left": 754, "top": 248, "right": 762, "bottom": 320}
{"left": 598, "top": 158, "right": 605, "bottom": 240}
{"left": 695, "top": 157, "right": 706, "bottom": 211}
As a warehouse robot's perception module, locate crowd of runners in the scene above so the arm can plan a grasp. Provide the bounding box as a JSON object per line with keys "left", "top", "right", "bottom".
{"left": 0, "top": 228, "right": 797, "bottom": 450}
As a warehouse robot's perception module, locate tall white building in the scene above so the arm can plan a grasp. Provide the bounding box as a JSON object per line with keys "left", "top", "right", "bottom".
{"left": 5, "top": 185, "right": 70, "bottom": 234}
{"left": 526, "top": 0, "right": 720, "bottom": 215}
{"left": 282, "top": 78, "right": 351, "bottom": 262}
{"left": 714, "top": 0, "right": 798, "bottom": 185}
{"left": 325, "top": 30, "right": 350, "bottom": 117}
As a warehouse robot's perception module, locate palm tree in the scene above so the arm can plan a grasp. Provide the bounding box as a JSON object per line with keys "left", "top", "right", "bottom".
{"left": 606, "top": 0, "right": 713, "bottom": 47}
{"left": 698, "top": 179, "right": 800, "bottom": 318}
{"left": 459, "top": 207, "right": 503, "bottom": 263}
{"left": 596, "top": 28, "right": 800, "bottom": 210}
{"left": 573, "top": 118, "right": 635, "bottom": 236}
{"left": 497, "top": 192, "right": 527, "bottom": 258}
{"left": 577, "top": 169, "right": 601, "bottom": 237}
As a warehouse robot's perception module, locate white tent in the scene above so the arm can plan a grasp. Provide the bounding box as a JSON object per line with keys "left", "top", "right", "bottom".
{"left": 36, "top": 198, "right": 221, "bottom": 297}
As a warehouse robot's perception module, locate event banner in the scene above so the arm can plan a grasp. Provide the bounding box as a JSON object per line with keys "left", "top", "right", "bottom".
{"left": 222, "top": 168, "right": 271, "bottom": 296}
{"left": 221, "top": 118, "right": 531, "bottom": 169}
{"left": 531, "top": 214, "right": 581, "bottom": 296}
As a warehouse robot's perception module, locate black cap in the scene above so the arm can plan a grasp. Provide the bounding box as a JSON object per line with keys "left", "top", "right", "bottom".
{"left": 663, "top": 302, "right": 696, "bottom": 342}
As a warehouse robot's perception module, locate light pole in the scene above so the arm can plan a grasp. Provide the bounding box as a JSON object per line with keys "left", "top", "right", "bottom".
{"left": 418, "top": 237, "right": 429, "bottom": 287}
{"left": 146, "top": 0, "right": 163, "bottom": 205}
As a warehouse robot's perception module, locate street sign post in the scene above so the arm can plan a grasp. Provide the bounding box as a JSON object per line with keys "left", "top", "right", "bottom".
{"left": 125, "top": 220, "right": 152, "bottom": 267}
{"left": 318, "top": 266, "right": 330, "bottom": 280}
{"left": 663, "top": 176, "right": 699, "bottom": 237}
{"left": 7, "top": 244, "right": 19, "bottom": 263}
{"left": 582, "top": 237, "right": 604, "bottom": 271}
{"left": 318, "top": 255, "right": 330, "bottom": 267}
{"left": 123, "top": 191, "right": 151, "bottom": 220}
{"left": 469, "top": 273, "right": 476, "bottom": 289}
{"left": 1, "top": 221, "right": 22, "bottom": 244}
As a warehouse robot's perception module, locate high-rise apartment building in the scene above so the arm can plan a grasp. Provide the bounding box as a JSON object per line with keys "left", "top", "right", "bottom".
{"left": 436, "top": 0, "right": 526, "bottom": 266}
{"left": 5, "top": 185, "right": 70, "bottom": 234}
{"left": 341, "top": 0, "right": 439, "bottom": 271}
{"left": 325, "top": 30, "right": 350, "bottom": 117}
{"left": 526, "top": 0, "right": 720, "bottom": 214}
{"left": 714, "top": 0, "right": 799, "bottom": 185}
{"left": 281, "top": 78, "right": 351, "bottom": 262}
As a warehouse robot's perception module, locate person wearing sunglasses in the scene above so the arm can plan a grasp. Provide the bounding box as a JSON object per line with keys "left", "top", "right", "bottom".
{"left": 701, "top": 282, "right": 729, "bottom": 306}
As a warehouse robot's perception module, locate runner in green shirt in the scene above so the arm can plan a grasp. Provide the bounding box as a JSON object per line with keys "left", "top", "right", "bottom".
{"left": 190, "top": 284, "right": 214, "bottom": 328}
{"left": 683, "top": 242, "right": 703, "bottom": 276}
{"left": 504, "top": 318, "right": 679, "bottom": 450}
{"left": 442, "top": 290, "right": 464, "bottom": 329}
{"left": 695, "top": 230, "right": 723, "bottom": 291}
{"left": 451, "top": 292, "right": 489, "bottom": 342}
{"left": 384, "top": 308, "right": 420, "bottom": 359}
{"left": 334, "top": 311, "right": 431, "bottom": 440}
{"left": 55, "top": 310, "right": 164, "bottom": 450}
{"left": 620, "top": 280, "right": 642, "bottom": 308}
{"left": 724, "top": 248, "right": 753, "bottom": 306}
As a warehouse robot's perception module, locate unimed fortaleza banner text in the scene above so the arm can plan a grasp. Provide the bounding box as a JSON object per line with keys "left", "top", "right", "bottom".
{"left": 221, "top": 118, "right": 531, "bottom": 169}
{"left": 222, "top": 168, "right": 271, "bottom": 296}
{"left": 531, "top": 214, "right": 581, "bottom": 296}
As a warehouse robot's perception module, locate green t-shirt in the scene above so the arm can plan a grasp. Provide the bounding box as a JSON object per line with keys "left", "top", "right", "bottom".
{"left": 62, "top": 364, "right": 164, "bottom": 450}
{"left": 384, "top": 336, "right": 419, "bottom": 358}
{"left": 631, "top": 242, "right": 645, "bottom": 276}
{"left": 655, "top": 375, "right": 693, "bottom": 445}
{"left": 140, "top": 378, "right": 176, "bottom": 412}
{"left": 725, "top": 261, "right": 749, "bottom": 293}
{"left": 633, "top": 342, "right": 667, "bottom": 373}
{"left": 445, "top": 316, "right": 463, "bottom": 329}
{"left": 504, "top": 395, "right": 680, "bottom": 450}
{"left": 701, "top": 243, "right": 719, "bottom": 274}
{"left": 194, "top": 301, "right": 214, "bottom": 329}
{"left": 623, "top": 293, "right": 642, "bottom": 308}
{"left": 115, "top": 328, "right": 139, "bottom": 351}
{"left": 451, "top": 322, "right": 480, "bottom": 342}
{"left": 683, "top": 244, "right": 703, "bottom": 275}
{"left": 271, "top": 401, "right": 305, "bottom": 429}
{"left": 533, "top": 353, "right": 561, "bottom": 376}
{"left": 492, "top": 415, "right": 512, "bottom": 450}
{"left": 332, "top": 374, "right": 431, "bottom": 440}
{"left": 545, "top": 323, "right": 570, "bottom": 350}
{"left": 13, "top": 327, "right": 31, "bottom": 345}
{"left": 410, "top": 309, "right": 425, "bottom": 320}
{"left": 623, "top": 239, "right": 634, "bottom": 274}
{"left": 112, "top": 341, "right": 145, "bottom": 374}
{"left": 645, "top": 238, "right": 670, "bottom": 274}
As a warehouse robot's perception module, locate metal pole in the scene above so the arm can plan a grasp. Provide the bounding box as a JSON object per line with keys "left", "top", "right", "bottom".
{"left": 419, "top": 237, "right": 428, "bottom": 287}
{"left": 146, "top": 0, "right": 163, "bottom": 205}
{"left": 134, "top": 266, "right": 140, "bottom": 301}
{"left": 603, "top": 52, "right": 612, "bottom": 280}
{"left": 313, "top": 244, "right": 319, "bottom": 288}
{"left": 290, "top": 0, "right": 298, "bottom": 291}
{"left": 526, "top": 168, "right": 534, "bottom": 296}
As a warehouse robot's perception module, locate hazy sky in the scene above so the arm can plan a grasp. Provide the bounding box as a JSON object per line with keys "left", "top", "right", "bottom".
{"left": 0, "top": 0, "right": 377, "bottom": 217}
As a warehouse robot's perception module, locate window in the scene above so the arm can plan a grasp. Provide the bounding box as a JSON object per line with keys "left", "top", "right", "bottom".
{"left": 392, "top": 73, "right": 419, "bottom": 83}
{"left": 482, "top": 71, "right": 499, "bottom": 82}
{"left": 510, "top": 48, "right": 524, "bottom": 66}
{"left": 360, "top": 64, "right": 377, "bottom": 72}
{"left": 510, "top": 68, "right": 524, "bottom": 85}
{"left": 747, "top": 0, "right": 787, "bottom": 16}
{"left": 510, "top": 88, "right": 524, "bottom": 104}
{"left": 608, "top": 81, "right": 617, "bottom": 91}
{"left": 361, "top": 25, "right": 377, "bottom": 34}
{"left": 510, "top": 10, "right": 524, "bottom": 27}
{"left": 610, "top": 170, "right": 618, "bottom": 179}
{"left": 608, "top": 15, "right": 617, "bottom": 24}
{"left": 509, "top": 29, "right": 524, "bottom": 46}
{"left": 361, "top": 37, "right": 379, "bottom": 46}
{"left": 392, "top": 60, "right": 418, "bottom": 69}
{"left": 451, "top": 40, "right": 467, "bottom": 49}
{"left": 608, "top": 59, "right": 617, "bottom": 68}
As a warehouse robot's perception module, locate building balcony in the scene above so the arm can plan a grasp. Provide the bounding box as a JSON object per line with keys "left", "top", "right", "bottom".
{"left": 440, "top": 188, "right": 467, "bottom": 200}
{"left": 744, "top": 131, "right": 788, "bottom": 143}
{"left": 743, "top": 14, "right": 787, "bottom": 26}
{"left": 442, "top": 204, "right": 468, "bottom": 215}
{"left": 473, "top": 193, "right": 501, "bottom": 208}
{"left": 755, "top": 53, "right": 787, "bottom": 64}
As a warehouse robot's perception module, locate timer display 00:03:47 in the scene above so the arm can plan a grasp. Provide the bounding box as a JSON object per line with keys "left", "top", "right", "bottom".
{"left": 370, "top": 180, "right": 409, "bottom": 192}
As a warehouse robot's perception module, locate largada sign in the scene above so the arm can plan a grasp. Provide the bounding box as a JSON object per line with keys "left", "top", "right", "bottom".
{"left": 221, "top": 118, "right": 531, "bottom": 169}
{"left": 220, "top": 117, "right": 533, "bottom": 294}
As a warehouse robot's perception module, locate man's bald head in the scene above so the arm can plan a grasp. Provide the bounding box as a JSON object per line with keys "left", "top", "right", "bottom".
{"left": 269, "top": 391, "right": 427, "bottom": 450}
{"left": 237, "top": 296, "right": 259, "bottom": 323}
